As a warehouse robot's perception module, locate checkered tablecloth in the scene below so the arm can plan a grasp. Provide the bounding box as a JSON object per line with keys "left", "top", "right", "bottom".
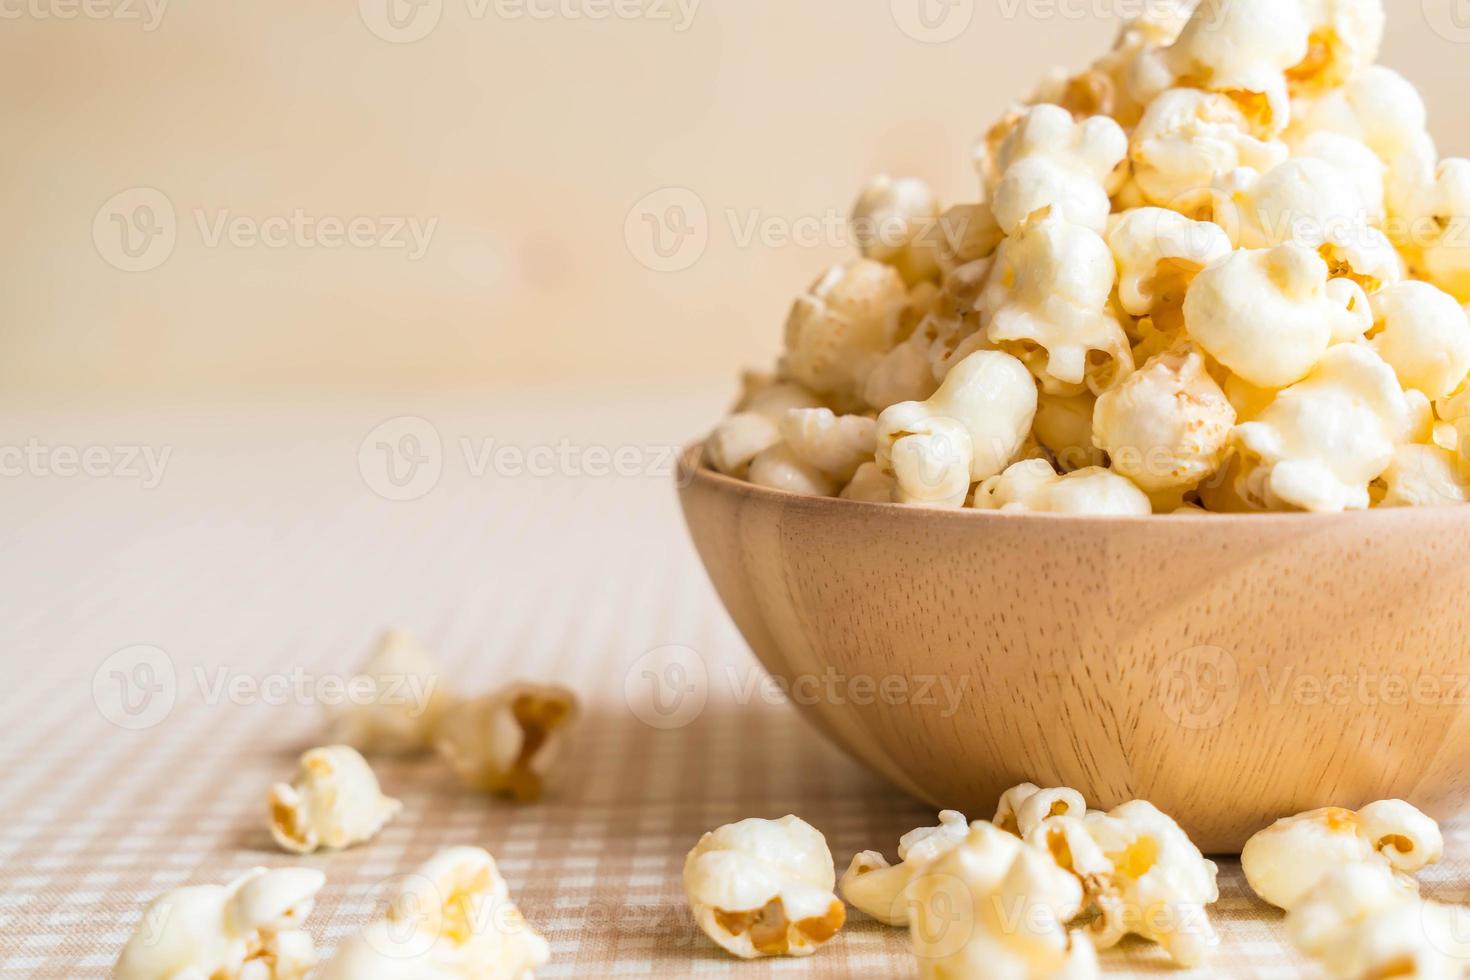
{"left": 1, "top": 391, "right": 1464, "bottom": 978}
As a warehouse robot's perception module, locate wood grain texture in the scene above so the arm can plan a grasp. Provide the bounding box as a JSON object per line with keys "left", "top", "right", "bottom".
{"left": 676, "top": 446, "right": 1470, "bottom": 853}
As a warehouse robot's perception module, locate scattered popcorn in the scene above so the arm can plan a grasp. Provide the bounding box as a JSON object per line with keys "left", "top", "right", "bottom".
{"left": 876, "top": 349, "right": 1038, "bottom": 507}
{"left": 319, "top": 847, "right": 549, "bottom": 979}
{"left": 989, "top": 104, "right": 1128, "bottom": 235}
{"left": 1286, "top": 864, "right": 1470, "bottom": 979}
{"left": 268, "top": 745, "right": 401, "bottom": 855}
{"left": 840, "top": 810, "right": 970, "bottom": 926}
{"left": 1241, "top": 799, "right": 1443, "bottom": 911}
{"left": 851, "top": 175, "right": 942, "bottom": 285}
{"left": 908, "top": 821, "right": 1099, "bottom": 980}
{"left": 115, "top": 867, "right": 324, "bottom": 980}
{"left": 702, "top": 0, "right": 1470, "bottom": 517}
{"left": 325, "top": 629, "right": 454, "bottom": 756}
{"left": 978, "top": 212, "right": 1133, "bottom": 393}
{"left": 1093, "top": 345, "right": 1236, "bottom": 497}
{"left": 974, "top": 460, "right": 1152, "bottom": 516}
{"left": 684, "top": 815, "right": 846, "bottom": 959}
{"left": 435, "top": 683, "right": 578, "bottom": 802}
{"left": 1183, "top": 243, "right": 1371, "bottom": 389}
{"left": 1233, "top": 344, "right": 1413, "bottom": 511}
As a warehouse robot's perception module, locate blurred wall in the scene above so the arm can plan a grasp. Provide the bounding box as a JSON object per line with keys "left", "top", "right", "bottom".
{"left": 3, "top": 0, "right": 1469, "bottom": 400}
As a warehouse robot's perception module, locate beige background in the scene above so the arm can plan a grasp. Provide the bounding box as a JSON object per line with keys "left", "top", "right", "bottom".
{"left": 5, "top": 0, "right": 1470, "bottom": 401}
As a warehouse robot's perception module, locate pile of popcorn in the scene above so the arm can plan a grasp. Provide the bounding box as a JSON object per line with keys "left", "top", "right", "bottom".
{"left": 707, "top": 0, "right": 1470, "bottom": 514}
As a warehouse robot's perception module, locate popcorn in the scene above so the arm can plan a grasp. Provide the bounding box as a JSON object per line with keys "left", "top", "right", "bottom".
{"left": 115, "top": 867, "right": 324, "bottom": 980}
{"left": 1286, "top": 864, "right": 1470, "bottom": 979}
{"left": 326, "top": 629, "right": 454, "bottom": 756}
{"left": 840, "top": 810, "right": 970, "bottom": 926}
{"left": 319, "top": 847, "right": 549, "bottom": 979}
{"left": 1129, "top": 88, "right": 1288, "bottom": 213}
{"left": 1183, "top": 243, "right": 1372, "bottom": 388}
{"left": 706, "top": 380, "right": 823, "bottom": 477}
{"left": 1074, "top": 801, "right": 1221, "bottom": 967}
{"left": 1395, "top": 158, "right": 1470, "bottom": 303}
{"left": 1367, "top": 280, "right": 1470, "bottom": 399}
{"left": 1233, "top": 344, "right": 1413, "bottom": 511}
{"left": 989, "top": 104, "right": 1128, "bottom": 235}
{"left": 1292, "top": 131, "right": 1387, "bottom": 227}
{"left": 747, "top": 443, "right": 840, "bottom": 497}
{"left": 1287, "top": 0, "right": 1386, "bottom": 94}
{"left": 851, "top": 176, "right": 942, "bottom": 285}
{"left": 1241, "top": 799, "right": 1443, "bottom": 910}
{"left": 782, "top": 259, "right": 911, "bottom": 409}
{"left": 979, "top": 213, "right": 1134, "bottom": 393}
{"left": 973, "top": 459, "right": 1152, "bottom": 516}
{"left": 935, "top": 203, "right": 1005, "bottom": 276}
{"left": 1131, "top": 0, "right": 1310, "bottom": 135}
{"left": 1289, "top": 65, "right": 1435, "bottom": 175}
{"left": 268, "top": 745, "right": 401, "bottom": 855}
{"left": 1385, "top": 442, "right": 1467, "bottom": 507}
{"left": 876, "top": 349, "right": 1038, "bottom": 507}
{"left": 1033, "top": 391, "right": 1103, "bottom": 471}
{"left": 1093, "top": 345, "right": 1236, "bottom": 496}
{"left": 434, "top": 683, "right": 578, "bottom": 802}
{"left": 1107, "top": 207, "right": 1232, "bottom": 333}
{"left": 684, "top": 815, "right": 846, "bottom": 959}
{"left": 778, "top": 408, "right": 877, "bottom": 483}
{"left": 992, "top": 782, "right": 1088, "bottom": 837}
{"left": 908, "top": 822, "right": 1098, "bottom": 980}
{"left": 839, "top": 461, "right": 897, "bottom": 503}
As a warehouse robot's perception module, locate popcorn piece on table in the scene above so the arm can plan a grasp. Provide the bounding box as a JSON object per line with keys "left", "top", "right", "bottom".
{"left": 1092, "top": 345, "right": 1236, "bottom": 501}
{"left": 979, "top": 212, "right": 1134, "bottom": 395}
{"left": 782, "top": 259, "right": 911, "bottom": 411}
{"left": 115, "top": 867, "right": 325, "bottom": 980}
{"left": 268, "top": 745, "right": 401, "bottom": 855}
{"left": 908, "top": 822, "right": 1099, "bottom": 980}
{"left": 840, "top": 810, "right": 970, "bottom": 927}
{"left": 875, "top": 349, "right": 1038, "bottom": 508}
{"left": 1232, "top": 344, "right": 1414, "bottom": 512}
{"left": 993, "top": 782, "right": 1088, "bottom": 838}
{"left": 319, "top": 847, "right": 549, "bottom": 979}
{"left": 705, "top": 376, "right": 823, "bottom": 478}
{"left": 326, "top": 628, "right": 455, "bottom": 756}
{"left": 851, "top": 175, "right": 943, "bottom": 285}
{"left": 684, "top": 815, "right": 846, "bottom": 959}
{"left": 1183, "top": 243, "right": 1372, "bottom": 389}
{"left": 1286, "top": 864, "right": 1470, "bottom": 979}
{"left": 974, "top": 459, "right": 1152, "bottom": 516}
{"left": 1241, "top": 799, "right": 1443, "bottom": 911}
{"left": 435, "top": 683, "right": 579, "bottom": 802}
{"left": 989, "top": 103, "right": 1128, "bottom": 235}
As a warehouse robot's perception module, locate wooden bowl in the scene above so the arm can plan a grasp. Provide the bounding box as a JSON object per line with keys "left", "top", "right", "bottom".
{"left": 676, "top": 445, "right": 1470, "bottom": 853}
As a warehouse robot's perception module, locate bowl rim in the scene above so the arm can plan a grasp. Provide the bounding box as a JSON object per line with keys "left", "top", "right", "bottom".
{"left": 676, "top": 442, "right": 1470, "bottom": 526}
